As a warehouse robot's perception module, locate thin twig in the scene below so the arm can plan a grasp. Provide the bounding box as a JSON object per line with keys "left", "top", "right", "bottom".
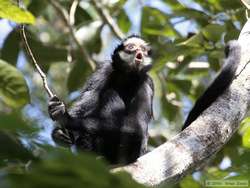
{"left": 20, "top": 25, "right": 54, "bottom": 97}
{"left": 48, "top": 0, "right": 96, "bottom": 71}
{"left": 17, "top": 0, "right": 54, "bottom": 97}
{"left": 91, "top": 0, "right": 125, "bottom": 40}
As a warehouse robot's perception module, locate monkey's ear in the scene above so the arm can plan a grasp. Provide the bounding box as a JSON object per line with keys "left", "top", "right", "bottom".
{"left": 148, "top": 48, "right": 153, "bottom": 56}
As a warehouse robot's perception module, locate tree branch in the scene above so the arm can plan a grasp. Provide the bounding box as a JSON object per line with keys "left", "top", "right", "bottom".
{"left": 17, "top": 0, "right": 54, "bottom": 98}
{"left": 69, "top": 0, "right": 78, "bottom": 26}
{"left": 91, "top": 0, "right": 125, "bottom": 40}
{"left": 19, "top": 25, "right": 54, "bottom": 98}
{"left": 48, "top": 0, "right": 96, "bottom": 71}
{"left": 114, "top": 20, "right": 250, "bottom": 186}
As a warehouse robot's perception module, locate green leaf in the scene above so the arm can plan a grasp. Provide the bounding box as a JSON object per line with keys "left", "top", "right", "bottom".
{"left": 142, "top": 7, "right": 179, "bottom": 38}
{"left": 1, "top": 29, "right": 20, "bottom": 65}
{"left": 170, "top": 78, "right": 192, "bottom": 95}
{"left": 0, "top": 112, "right": 37, "bottom": 133}
{"left": 23, "top": 34, "right": 68, "bottom": 65}
{"left": 180, "top": 176, "right": 201, "bottom": 188}
{"left": 242, "top": 126, "right": 250, "bottom": 148}
{"left": 27, "top": 0, "right": 48, "bottom": 17}
{"left": 117, "top": 10, "right": 131, "bottom": 33}
{"left": 224, "top": 21, "right": 240, "bottom": 42}
{"left": 172, "top": 8, "right": 209, "bottom": 27}
{"left": 0, "top": 0, "right": 35, "bottom": 24}
{"left": 67, "top": 60, "right": 92, "bottom": 92}
{"left": 202, "top": 24, "right": 226, "bottom": 42}
{"left": 74, "top": 5, "right": 93, "bottom": 26}
{"left": 0, "top": 131, "right": 34, "bottom": 162}
{"left": 7, "top": 146, "right": 145, "bottom": 188}
{"left": 178, "top": 33, "right": 204, "bottom": 48}
{"left": 0, "top": 59, "right": 30, "bottom": 108}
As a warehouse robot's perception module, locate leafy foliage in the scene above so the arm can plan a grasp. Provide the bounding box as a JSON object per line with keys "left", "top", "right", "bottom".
{"left": 0, "top": 0, "right": 249, "bottom": 187}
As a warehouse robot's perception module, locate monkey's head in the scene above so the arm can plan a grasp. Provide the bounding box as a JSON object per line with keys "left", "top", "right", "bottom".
{"left": 112, "top": 35, "right": 152, "bottom": 73}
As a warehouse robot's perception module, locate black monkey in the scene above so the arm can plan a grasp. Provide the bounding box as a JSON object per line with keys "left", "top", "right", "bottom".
{"left": 48, "top": 35, "right": 154, "bottom": 164}
{"left": 182, "top": 41, "right": 241, "bottom": 130}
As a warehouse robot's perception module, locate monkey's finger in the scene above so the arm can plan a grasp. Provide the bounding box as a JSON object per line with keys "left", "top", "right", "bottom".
{"left": 50, "top": 95, "right": 61, "bottom": 102}
{"left": 50, "top": 110, "right": 63, "bottom": 117}
{"left": 49, "top": 104, "right": 65, "bottom": 112}
{"left": 48, "top": 101, "right": 63, "bottom": 109}
{"left": 50, "top": 107, "right": 66, "bottom": 119}
{"left": 52, "top": 129, "right": 73, "bottom": 146}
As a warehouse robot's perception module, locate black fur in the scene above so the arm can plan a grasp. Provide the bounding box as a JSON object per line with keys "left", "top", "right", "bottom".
{"left": 182, "top": 41, "right": 241, "bottom": 130}
{"left": 49, "top": 36, "right": 154, "bottom": 164}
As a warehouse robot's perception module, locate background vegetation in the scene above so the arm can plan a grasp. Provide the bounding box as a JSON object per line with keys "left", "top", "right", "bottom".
{"left": 0, "top": 0, "right": 250, "bottom": 187}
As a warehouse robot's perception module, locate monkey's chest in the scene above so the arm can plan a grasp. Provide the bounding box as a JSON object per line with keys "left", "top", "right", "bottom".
{"left": 99, "top": 89, "right": 131, "bottom": 116}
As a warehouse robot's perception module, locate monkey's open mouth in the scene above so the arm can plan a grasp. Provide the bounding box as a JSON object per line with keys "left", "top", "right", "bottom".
{"left": 135, "top": 53, "right": 143, "bottom": 64}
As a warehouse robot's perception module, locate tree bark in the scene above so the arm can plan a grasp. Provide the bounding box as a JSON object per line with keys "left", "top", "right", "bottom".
{"left": 114, "top": 20, "right": 250, "bottom": 186}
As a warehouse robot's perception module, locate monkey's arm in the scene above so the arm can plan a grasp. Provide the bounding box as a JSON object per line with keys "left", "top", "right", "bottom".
{"left": 182, "top": 41, "right": 241, "bottom": 130}
{"left": 48, "top": 63, "right": 113, "bottom": 130}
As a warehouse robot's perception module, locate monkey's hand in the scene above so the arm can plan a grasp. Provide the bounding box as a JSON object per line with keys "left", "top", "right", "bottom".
{"left": 52, "top": 127, "right": 73, "bottom": 147}
{"left": 48, "top": 96, "right": 67, "bottom": 121}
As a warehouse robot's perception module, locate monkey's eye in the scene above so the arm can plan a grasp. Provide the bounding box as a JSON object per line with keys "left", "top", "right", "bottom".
{"left": 141, "top": 46, "right": 147, "bottom": 52}
{"left": 125, "top": 44, "right": 136, "bottom": 51}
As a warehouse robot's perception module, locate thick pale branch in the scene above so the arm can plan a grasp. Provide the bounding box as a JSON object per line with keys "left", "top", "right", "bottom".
{"left": 115, "top": 20, "right": 250, "bottom": 186}
{"left": 69, "top": 0, "right": 78, "bottom": 26}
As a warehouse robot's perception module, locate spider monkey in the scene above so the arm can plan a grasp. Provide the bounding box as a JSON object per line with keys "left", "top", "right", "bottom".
{"left": 48, "top": 34, "right": 241, "bottom": 164}
{"left": 48, "top": 35, "right": 154, "bottom": 164}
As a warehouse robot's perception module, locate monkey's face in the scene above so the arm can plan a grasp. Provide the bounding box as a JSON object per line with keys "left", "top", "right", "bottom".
{"left": 118, "top": 37, "right": 152, "bottom": 72}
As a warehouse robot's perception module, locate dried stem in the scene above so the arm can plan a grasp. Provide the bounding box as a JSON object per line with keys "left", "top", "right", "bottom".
{"left": 48, "top": 0, "right": 96, "bottom": 71}
{"left": 91, "top": 0, "right": 125, "bottom": 40}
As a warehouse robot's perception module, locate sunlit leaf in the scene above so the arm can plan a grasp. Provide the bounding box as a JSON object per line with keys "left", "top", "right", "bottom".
{"left": 242, "top": 127, "right": 250, "bottom": 148}
{"left": 0, "top": 0, "right": 35, "bottom": 24}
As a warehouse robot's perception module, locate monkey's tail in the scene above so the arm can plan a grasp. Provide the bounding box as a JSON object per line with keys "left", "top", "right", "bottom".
{"left": 182, "top": 41, "right": 241, "bottom": 130}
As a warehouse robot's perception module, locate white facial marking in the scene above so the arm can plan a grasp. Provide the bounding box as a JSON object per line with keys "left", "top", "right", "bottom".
{"left": 124, "top": 37, "right": 148, "bottom": 47}
{"left": 118, "top": 37, "right": 152, "bottom": 72}
{"left": 143, "top": 56, "right": 152, "bottom": 66}
{"left": 118, "top": 51, "right": 134, "bottom": 64}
